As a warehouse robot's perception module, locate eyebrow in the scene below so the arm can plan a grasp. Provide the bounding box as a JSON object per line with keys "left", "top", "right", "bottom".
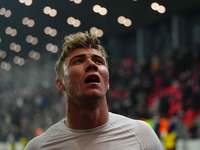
{"left": 70, "top": 54, "right": 85, "bottom": 61}
{"left": 69, "top": 54, "right": 105, "bottom": 63}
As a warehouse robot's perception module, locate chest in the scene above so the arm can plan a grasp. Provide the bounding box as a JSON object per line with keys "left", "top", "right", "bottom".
{"left": 41, "top": 130, "right": 142, "bottom": 150}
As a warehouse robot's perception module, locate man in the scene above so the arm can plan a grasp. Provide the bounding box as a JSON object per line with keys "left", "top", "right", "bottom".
{"left": 24, "top": 32, "right": 163, "bottom": 150}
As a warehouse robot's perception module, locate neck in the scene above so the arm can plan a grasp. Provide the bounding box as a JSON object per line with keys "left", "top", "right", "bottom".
{"left": 65, "top": 98, "right": 109, "bottom": 130}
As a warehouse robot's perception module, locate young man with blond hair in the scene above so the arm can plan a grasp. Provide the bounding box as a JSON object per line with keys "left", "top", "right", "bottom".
{"left": 25, "top": 32, "right": 163, "bottom": 150}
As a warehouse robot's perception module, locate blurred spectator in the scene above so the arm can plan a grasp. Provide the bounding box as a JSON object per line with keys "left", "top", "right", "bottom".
{"left": 162, "top": 124, "right": 177, "bottom": 150}
{"left": 0, "top": 46, "right": 200, "bottom": 142}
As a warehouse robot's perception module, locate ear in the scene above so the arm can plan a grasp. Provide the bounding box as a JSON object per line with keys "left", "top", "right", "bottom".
{"left": 56, "top": 78, "right": 66, "bottom": 91}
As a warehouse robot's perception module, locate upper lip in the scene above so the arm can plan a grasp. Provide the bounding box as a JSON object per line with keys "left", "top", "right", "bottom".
{"left": 85, "top": 74, "right": 100, "bottom": 83}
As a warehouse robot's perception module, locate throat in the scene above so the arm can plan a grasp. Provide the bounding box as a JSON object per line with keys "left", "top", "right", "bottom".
{"left": 66, "top": 99, "right": 109, "bottom": 130}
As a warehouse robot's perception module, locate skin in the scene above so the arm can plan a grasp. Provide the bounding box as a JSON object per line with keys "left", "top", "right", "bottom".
{"left": 56, "top": 48, "right": 110, "bottom": 129}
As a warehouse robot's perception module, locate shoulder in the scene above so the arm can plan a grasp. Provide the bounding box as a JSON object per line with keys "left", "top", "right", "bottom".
{"left": 109, "top": 112, "right": 163, "bottom": 150}
{"left": 109, "top": 112, "right": 147, "bottom": 128}
{"left": 24, "top": 135, "right": 43, "bottom": 150}
{"left": 109, "top": 112, "right": 153, "bottom": 131}
{"left": 24, "top": 120, "right": 64, "bottom": 150}
{"left": 134, "top": 120, "right": 163, "bottom": 150}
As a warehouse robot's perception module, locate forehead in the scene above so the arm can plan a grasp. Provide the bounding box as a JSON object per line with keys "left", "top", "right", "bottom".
{"left": 64, "top": 48, "right": 104, "bottom": 62}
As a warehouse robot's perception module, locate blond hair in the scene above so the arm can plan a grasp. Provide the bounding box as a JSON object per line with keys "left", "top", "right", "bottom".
{"left": 55, "top": 32, "right": 108, "bottom": 79}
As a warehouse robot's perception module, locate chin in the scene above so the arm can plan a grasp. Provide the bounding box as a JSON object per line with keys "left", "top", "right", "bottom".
{"left": 78, "top": 93, "right": 105, "bottom": 108}
{"left": 84, "top": 92, "right": 104, "bottom": 100}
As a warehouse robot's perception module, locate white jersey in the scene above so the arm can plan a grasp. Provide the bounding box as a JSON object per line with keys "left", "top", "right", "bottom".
{"left": 24, "top": 112, "right": 163, "bottom": 150}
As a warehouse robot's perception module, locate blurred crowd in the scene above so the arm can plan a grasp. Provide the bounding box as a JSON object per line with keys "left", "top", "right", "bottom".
{"left": 0, "top": 46, "right": 200, "bottom": 144}
{"left": 108, "top": 47, "right": 200, "bottom": 139}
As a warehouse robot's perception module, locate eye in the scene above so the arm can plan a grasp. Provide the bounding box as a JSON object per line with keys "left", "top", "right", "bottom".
{"left": 94, "top": 59, "right": 104, "bottom": 64}
{"left": 73, "top": 59, "right": 83, "bottom": 64}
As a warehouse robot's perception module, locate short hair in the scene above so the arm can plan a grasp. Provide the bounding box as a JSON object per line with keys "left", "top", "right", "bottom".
{"left": 55, "top": 31, "right": 108, "bottom": 79}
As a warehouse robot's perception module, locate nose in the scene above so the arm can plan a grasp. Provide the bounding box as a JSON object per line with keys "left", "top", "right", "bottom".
{"left": 85, "top": 60, "right": 98, "bottom": 72}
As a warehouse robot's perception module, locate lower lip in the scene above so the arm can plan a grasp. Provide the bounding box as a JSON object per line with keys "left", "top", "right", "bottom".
{"left": 85, "top": 82, "right": 99, "bottom": 85}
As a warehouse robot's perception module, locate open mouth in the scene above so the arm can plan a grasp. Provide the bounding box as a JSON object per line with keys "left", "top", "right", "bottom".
{"left": 85, "top": 74, "right": 100, "bottom": 84}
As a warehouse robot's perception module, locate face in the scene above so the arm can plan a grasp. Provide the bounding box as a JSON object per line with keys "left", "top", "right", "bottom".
{"left": 57, "top": 48, "right": 109, "bottom": 108}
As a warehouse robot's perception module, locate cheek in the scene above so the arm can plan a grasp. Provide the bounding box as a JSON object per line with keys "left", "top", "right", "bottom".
{"left": 64, "top": 68, "right": 81, "bottom": 85}
{"left": 101, "top": 67, "right": 109, "bottom": 87}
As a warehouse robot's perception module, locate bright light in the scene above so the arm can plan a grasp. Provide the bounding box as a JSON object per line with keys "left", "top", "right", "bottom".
{"left": 46, "top": 43, "right": 59, "bottom": 53}
{"left": 10, "top": 29, "right": 17, "bottom": 37}
{"left": 50, "top": 29, "right": 57, "bottom": 37}
{"left": 27, "top": 19, "right": 35, "bottom": 27}
{"left": 124, "top": 18, "right": 132, "bottom": 27}
{"left": 1, "top": 61, "right": 11, "bottom": 71}
{"left": 19, "top": 0, "right": 33, "bottom": 6}
{"left": 74, "top": 0, "right": 82, "bottom": 4}
{"left": 44, "top": 26, "right": 51, "bottom": 34}
{"left": 10, "top": 43, "right": 15, "bottom": 51}
{"left": 5, "top": 26, "right": 17, "bottom": 36}
{"left": 9, "top": 43, "right": 21, "bottom": 52}
{"left": 22, "top": 17, "right": 29, "bottom": 25}
{"left": 44, "top": 27, "right": 57, "bottom": 37}
{"left": 90, "top": 27, "right": 97, "bottom": 34}
{"left": 14, "top": 56, "right": 20, "bottom": 64}
{"left": 29, "top": 50, "right": 40, "bottom": 60}
{"left": 118, "top": 16, "right": 126, "bottom": 24}
{"left": 26, "top": 35, "right": 32, "bottom": 43}
{"left": 67, "top": 17, "right": 75, "bottom": 25}
{"left": 70, "top": 0, "right": 82, "bottom": 4}
{"left": 15, "top": 44, "right": 21, "bottom": 52}
{"left": 51, "top": 45, "right": 58, "bottom": 53}
{"left": 151, "top": 2, "right": 159, "bottom": 11}
{"left": 0, "top": 8, "right": 6, "bottom": 15}
{"left": 26, "top": 35, "right": 38, "bottom": 45}
{"left": 19, "top": 0, "right": 26, "bottom": 3}
{"left": 22, "top": 17, "right": 35, "bottom": 27}
{"left": 25, "top": 0, "right": 32, "bottom": 6}
{"left": 5, "top": 27, "right": 12, "bottom": 34}
{"left": 0, "top": 50, "right": 6, "bottom": 58}
{"left": 34, "top": 52, "right": 40, "bottom": 60}
{"left": 5, "top": 10, "right": 11, "bottom": 17}
{"left": 49, "top": 9, "right": 57, "bottom": 17}
{"left": 93, "top": 5, "right": 108, "bottom": 16}
{"left": 73, "top": 19, "right": 81, "bottom": 27}
{"left": 43, "top": 6, "right": 51, "bottom": 14}
{"left": 43, "top": 6, "right": 57, "bottom": 17}
{"left": 31, "top": 37, "right": 38, "bottom": 45}
{"left": 151, "top": 2, "right": 166, "bottom": 14}
{"left": 99, "top": 8, "right": 107, "bottom": 16}
{"left": 90, "top": 27, "right": 103, "bottom": 37}
{"left": 14, "top": 56, "right": 25, "bottom": 66}
{"left": 117, "top": 16, "right": 132, "bottom": 27}
{"left": 96, "top": 29, "right": 103, "bottom": 37}
{"left": 67, "top": 17, "right": 81, "bottom": 27}
{"left": 93, "top": 5, "right": 101, "bottom": 13}
{"left": 158, "top": 5, "right": 166, "bottom": 14}
{"left": 46, "top": 43, "right": 52, "bottom": 51}
{"left": 29, "top": 50, "right": 34, "bottom": 58}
